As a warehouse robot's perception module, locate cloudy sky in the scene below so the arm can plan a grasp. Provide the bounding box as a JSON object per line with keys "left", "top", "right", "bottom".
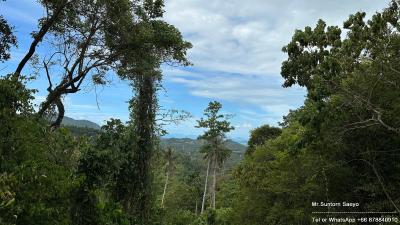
{"left": 0, "top": 0, "right": 389, "bottom": 141}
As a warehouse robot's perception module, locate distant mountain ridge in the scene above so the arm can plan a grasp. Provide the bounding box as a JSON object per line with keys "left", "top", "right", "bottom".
{"left": 63, "top": 119, "right": 247, "bottom": 166}
{"left": 160, "top": 137, "right": 246, "bottom": 153}
{"left": 159, "top": 137, "right": 247, "bottom": 167}
{"left": 164, "top": 133, "right": 248, "bottom": 145}
{"left": 60, "top": 117, "right": 247, "bottom": 159}
{"left": 60, "top": 116, "right": 101, "bottom": 129}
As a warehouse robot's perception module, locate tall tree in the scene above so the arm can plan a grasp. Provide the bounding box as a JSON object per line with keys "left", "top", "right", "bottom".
{"left": 196, "top": 101, "right": 234, "bottom": 212}
{"left": 112, "top": 1, "right": 192, "bottom": 223}
{"left": 232, "top": 2, "right": 400, "bottom": 224}
{"left": 35, "top": 0, "right": 135, "bottom": 127}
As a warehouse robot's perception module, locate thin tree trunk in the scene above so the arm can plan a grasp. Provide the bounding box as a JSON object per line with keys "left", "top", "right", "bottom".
{"left": 161, "top": 172, "right": 169, "bottom": 207}
{"left": 195, "top": 201, "right": 198, "bottom": 215}
{"left": 212, "top": 157, "right": 217, "bottom": 209}
{"left": 201, "top": 159, "right": 211, "bottom": 214}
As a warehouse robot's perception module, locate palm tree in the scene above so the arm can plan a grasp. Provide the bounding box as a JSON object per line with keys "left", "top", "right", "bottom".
{"left": 161, "top": 147, "right": 176, "bottom": 207}
{"left": 196, "top": 101, "right": 234, "bottom": 213}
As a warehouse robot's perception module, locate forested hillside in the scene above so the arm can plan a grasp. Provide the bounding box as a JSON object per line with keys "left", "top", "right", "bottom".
{"left": 1, "top": 0, "right": 400, "bottom": 225}
{"left": 66, "top": 124, "right": 247, "bottom": 168}
{"left": 63, "top": 124, "right": 246, "bottom": 166}
{"left": 58, "top": 116, "right": 101, "bottom": 130}
{"left": 160, "top": 138, "right": 246, "bottom": 168}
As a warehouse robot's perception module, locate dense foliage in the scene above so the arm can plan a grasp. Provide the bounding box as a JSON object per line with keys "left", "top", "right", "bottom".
{"left": 0, "top": 14, "right": 16, "bottom": 62}
{"left": 246, "top": 125, "right": 281, "bottom": 155}
{"left": 1, "top": 0, "right": 400, "bottom": 225}
{"left": 231, "top": 1, "right": 400, "bottom": 224}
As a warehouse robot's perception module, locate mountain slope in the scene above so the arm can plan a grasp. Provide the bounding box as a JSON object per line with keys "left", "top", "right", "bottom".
{"left": 160, "top": 138, "right": 246, "bottom": 168}
{"left": 60, "top": 116, "right": 101, "bottom": 129}
{"left": 160, "top": 138, "right": 245, "bottom": 153}
{"left": 59, "top": 117, "right": 247, "bottom": 167}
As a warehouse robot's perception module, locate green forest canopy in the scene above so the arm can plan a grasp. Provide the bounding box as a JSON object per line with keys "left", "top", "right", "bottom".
{"left": 1, "top": 0, "right": 400, "bottom": 225}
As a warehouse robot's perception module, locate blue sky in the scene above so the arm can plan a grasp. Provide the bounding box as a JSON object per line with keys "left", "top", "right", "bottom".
{"left": 0, "top": 0, "right": 389, "bottom": 141}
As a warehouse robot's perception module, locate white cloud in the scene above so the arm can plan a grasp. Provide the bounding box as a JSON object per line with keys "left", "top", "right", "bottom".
{"left": 4, "top": 0, "right": 391, "bottom": 140}
{"left": 63, "top": 96, "right": 129, "bottom": 125}
{"left": 1, "top": 1, "right": 43, "bottom": 25}
{"left": 162, "top": 0, "right": 389, "bottom": 137}
{"left": 64, "top": 96, "right": 99, "bottom": 110}
{"left": 164, "top": 68, "right": 305, "bottom": 123}
{"left": 164, "top": 0, "right": 388, "bottom": 76}
{"left": 235, "top": 122, "right": 253, "bottom": 129}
